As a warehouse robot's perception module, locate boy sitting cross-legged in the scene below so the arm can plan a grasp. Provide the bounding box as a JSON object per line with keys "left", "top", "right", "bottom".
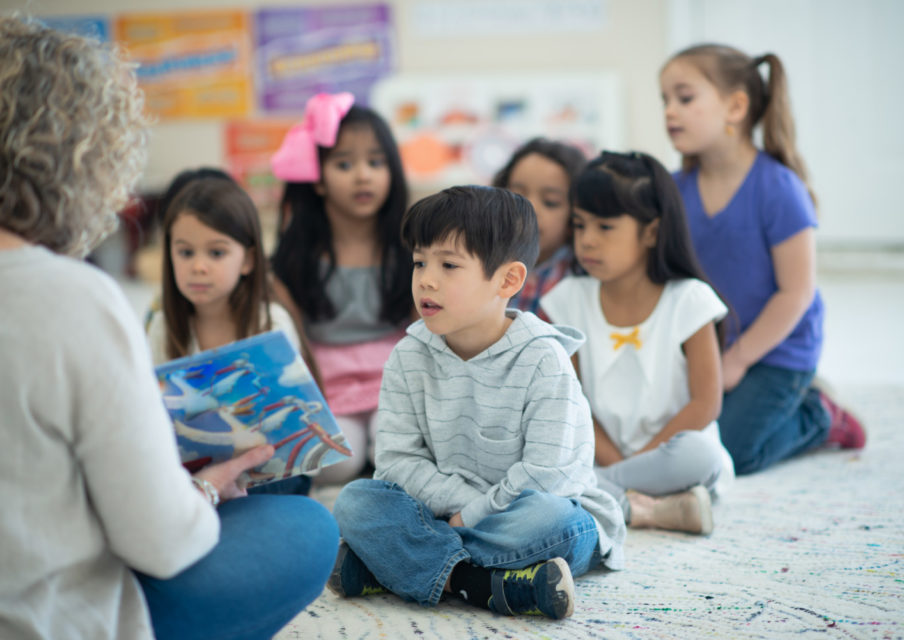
{"left": 330, "top": 186, "right": 626, "bottom": 620}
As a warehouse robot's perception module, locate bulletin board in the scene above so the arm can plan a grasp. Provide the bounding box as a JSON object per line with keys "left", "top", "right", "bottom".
{"left": 370, "top": 72, "right": 622, "bottom": 187}
{"left": 39, "top": 15, "right": 110, "bottom": 40}
{"left": 223, "top": 119, "right": 295, "bottom": 226}
{"left": 254, "top": 4, "right": 395, "bottom": 113}
{"left": 114, "top": 10, "right": 254, "bottom": 119}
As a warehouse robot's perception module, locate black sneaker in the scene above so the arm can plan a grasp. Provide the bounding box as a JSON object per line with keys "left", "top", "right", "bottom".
{"left": 487, "top": 557, "right": 575, "bottom": 619}
{"left": 327, "top": 541, "right": 387, "bottom": 598}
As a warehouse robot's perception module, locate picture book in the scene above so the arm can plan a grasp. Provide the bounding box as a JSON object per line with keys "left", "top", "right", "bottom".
{"left": 155, "top": 330, "right": 351, "bottom": 487}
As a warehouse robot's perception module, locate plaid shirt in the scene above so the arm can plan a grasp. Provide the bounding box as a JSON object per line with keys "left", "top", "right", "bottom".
{"left": 510, "top": 246, "right": 575, "bottom": 321}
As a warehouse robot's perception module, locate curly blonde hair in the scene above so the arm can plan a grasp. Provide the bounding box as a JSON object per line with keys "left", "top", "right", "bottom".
{"left": 0, "top": 17, "right": 150, "bottom": 256}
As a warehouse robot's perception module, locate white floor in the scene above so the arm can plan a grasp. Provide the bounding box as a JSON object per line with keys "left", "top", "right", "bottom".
{"left": 118, "top": 248, "right": 904, "bottom": 388}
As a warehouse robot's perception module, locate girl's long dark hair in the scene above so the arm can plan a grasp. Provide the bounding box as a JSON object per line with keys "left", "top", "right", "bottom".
{"left": 574, "top": 151, "right": 707, "bottom": 284}
{"left": 270, "top": 105, "right": 412, "bottom": 325}
{"left": 162, "top": 177, "right": 270, "bottom": 360}
{"left": 573, "top": 151, "right": 728, "bottom": 344}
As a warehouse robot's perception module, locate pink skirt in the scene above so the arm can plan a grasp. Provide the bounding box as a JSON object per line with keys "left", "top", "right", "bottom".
{"left": 311, "top": 329, "right": 406, "bottom": 416}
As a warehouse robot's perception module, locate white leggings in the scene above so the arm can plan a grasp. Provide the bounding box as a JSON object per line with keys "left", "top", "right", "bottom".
{"left": 594, "top": 430, "right": 724, "bottom": 522}
{"left": 314, "top": 410, "right": 379, "bottom": 485}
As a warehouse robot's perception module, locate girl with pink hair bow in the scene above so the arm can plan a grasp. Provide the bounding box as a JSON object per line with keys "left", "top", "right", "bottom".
{"left": 271, "top": 93, "right": 413, "bottom": 485}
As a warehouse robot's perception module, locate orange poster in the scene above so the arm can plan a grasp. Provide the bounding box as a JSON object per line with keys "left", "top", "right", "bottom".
{"left": 114, "top": 10, "right": 253, "bottom": 119}
{"left": 224, "top": 120, "right": 295, "bottom": 221}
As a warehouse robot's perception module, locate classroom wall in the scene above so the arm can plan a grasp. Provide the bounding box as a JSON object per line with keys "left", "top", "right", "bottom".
{"left": 10, "top": 0, "right": 904, "bottom": 247}
{"left": 670, "top": 0, "right": 904, "bottom": 247}
{"left": 19, "top": 0, "right": 671, "bottom": 195}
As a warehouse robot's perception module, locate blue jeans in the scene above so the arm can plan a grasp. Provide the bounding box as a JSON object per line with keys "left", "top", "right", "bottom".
{"left": 332, "top": 479, "right": 601, "bottom": 607}
{"left": 719, "top": 363, "right": 830, "bottom": 475}
{"left": 136, "top": 494, "right": 338, "bottom": 640}
{"left": 247, "top": 474, "right": 311, "bottom": 496}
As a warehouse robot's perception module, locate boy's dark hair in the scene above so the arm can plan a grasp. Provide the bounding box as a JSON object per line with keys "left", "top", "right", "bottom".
{"left": 402, "top": 185, "right": 539, "bottom": 277}
{"left": 492, "top": 137, "right": 587, "bottom": 189}
{"left": 271, "top": 105, "right": 412, "bottom": 324}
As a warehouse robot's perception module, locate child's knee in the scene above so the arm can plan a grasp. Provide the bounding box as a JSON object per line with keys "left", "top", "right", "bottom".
{"left": 511, "top": 491, "right": 588, "bottom": 532}
{"left": 333, "top": 478, "right": 381, "bottom": 521}
{"left": 668, "top": 431, "right": 723, "bottom": 477}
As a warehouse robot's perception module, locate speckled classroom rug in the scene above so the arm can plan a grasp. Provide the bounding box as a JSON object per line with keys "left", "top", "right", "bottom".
{"left": 276, "top": 386, "right": 903, "bottom": 639}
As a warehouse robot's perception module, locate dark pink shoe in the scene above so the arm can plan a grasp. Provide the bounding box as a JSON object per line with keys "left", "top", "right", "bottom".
{"left": 820, "top": 392, "right": 866, "bottom": 449}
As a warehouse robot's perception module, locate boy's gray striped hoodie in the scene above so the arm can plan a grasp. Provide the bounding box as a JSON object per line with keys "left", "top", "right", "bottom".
{"left": 374, "top": 309, "right": 625, "bottom": 569}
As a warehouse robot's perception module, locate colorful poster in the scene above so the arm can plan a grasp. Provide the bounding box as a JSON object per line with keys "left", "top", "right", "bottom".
{"left": 223, "top": 119, "right": 295, "bottom": 229}
{"left": 370, "top": 73, "right": 623, "bottom": 187}
{"left": 39, "top": 15, "right": 110, "bottom": 41}
{"left": 114, "top": 11, "right": 253, "bottom": 120}
{"left": 255, "top": 4, "right": 395, "bottom": 114}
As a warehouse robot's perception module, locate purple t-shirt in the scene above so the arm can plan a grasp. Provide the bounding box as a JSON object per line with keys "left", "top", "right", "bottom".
{"left": 674, "top": 151, "right": 824, "bottom": 371}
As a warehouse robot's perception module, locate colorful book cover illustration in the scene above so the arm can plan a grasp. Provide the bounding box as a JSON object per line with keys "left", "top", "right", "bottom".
{"left": 155, "top": 330, "right": 350, "bottom": 486}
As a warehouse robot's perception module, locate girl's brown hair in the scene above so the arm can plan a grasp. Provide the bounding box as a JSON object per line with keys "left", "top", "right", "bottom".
{"left": 161, "top": 177, "right": 270, "bottom": 360}
{"left": 669, "top": 44, "right": 816, "bottom": 206}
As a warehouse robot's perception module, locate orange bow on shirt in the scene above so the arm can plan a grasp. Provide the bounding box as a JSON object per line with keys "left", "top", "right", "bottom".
{"left": 610, "top": 326, "right": 641, "bottom": 351}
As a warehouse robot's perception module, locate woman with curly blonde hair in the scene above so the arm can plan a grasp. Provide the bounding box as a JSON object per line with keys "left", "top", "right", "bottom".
{"left": 0, "top": 17, "right": 338, "bottom": 640}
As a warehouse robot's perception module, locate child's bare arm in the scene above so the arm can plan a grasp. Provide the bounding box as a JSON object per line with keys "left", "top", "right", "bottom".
{"left": 722, "top": 228, "right": 816, "bottom": 390}
{"left": 593, "top": 417, "right": 625, "bottom": 466}
{"left": 636, "top": 321, "right": 722, "bottom": 454}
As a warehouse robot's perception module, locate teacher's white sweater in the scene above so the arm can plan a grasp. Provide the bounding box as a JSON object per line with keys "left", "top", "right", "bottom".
{"left": 0, "top": 246, "right": 219, "bottom": 640}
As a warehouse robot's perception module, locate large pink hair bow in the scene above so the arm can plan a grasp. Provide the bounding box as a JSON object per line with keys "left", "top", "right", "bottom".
{"left": 270, "top": 92, "right": 355, "bottom": 183}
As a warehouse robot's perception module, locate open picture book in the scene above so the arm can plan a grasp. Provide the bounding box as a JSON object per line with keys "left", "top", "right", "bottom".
{"left": 155, "top": 330, "right": 351, "bottom": 487}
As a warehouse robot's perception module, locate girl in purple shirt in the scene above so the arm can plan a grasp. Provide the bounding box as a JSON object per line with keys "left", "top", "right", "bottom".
{"left": 660, "top": 44, "right": 864, "bottom": 474}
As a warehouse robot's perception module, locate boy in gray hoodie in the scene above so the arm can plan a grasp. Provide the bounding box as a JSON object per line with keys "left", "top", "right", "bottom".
{"left": 330, "top": 186, "right": 625, "bottom": 620}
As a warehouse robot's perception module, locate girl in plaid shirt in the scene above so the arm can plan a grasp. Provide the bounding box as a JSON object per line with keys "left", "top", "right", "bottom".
{"left": 493, "top": 138, "right": 587, "bottom": 320}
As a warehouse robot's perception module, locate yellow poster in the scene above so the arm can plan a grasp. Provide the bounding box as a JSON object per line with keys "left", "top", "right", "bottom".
{"left": 115, "top": 11, "right": 252, "bottom": 119}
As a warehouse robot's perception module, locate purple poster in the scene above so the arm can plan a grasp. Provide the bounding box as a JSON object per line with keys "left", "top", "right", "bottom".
{"left": 255, "top": 4, "right": 395, "bottom": 113}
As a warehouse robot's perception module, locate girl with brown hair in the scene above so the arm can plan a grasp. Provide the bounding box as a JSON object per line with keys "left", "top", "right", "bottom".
{"left": 660, "top": 44, "right": 864, "bottom": 475}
